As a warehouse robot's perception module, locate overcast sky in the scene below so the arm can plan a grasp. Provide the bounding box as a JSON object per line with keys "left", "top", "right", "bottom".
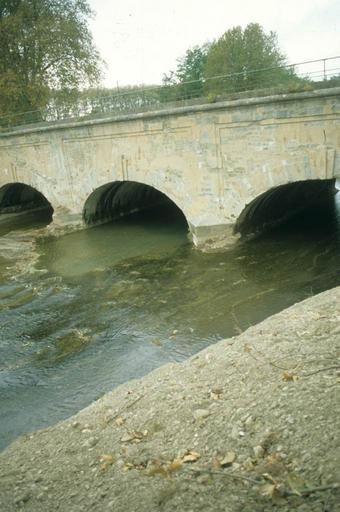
{"left": 88, "top": 0, "right": 340, "bottom": 87}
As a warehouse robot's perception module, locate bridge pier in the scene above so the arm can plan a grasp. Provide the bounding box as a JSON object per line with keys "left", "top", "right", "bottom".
{"left": 49, "top": 208, "right": 84, "bottom": 234}
{"left": 48, "top": 208, "right": 240, "bottom": 252}
{"left": 189, "top": 223, "right": 240, "bottom": 251}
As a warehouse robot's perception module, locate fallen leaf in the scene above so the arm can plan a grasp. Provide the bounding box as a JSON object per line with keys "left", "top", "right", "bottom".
{"left": 147, "top": 458, "right": 182, "bottom": 478}
{"left": 259, "top": 484, "right": 286, "bottom": 504}
{"left": 121, "top": 430, "right": 144, "bottom": 443}
{"left": 99, "top": 454, "right": 115, "bottom": 471}
{"left": 282, "top": 371, "right": 299, "bottom": 382}
{"left": 210, "top": 388, "right": 223, "bottom": 400}
{"left": 121, "top": 432, "right": 134, "bottom": 443}
{"left": 244, "top": 344, "right": 253, "bottom": 353}
{"left": 123, "top": 462, "right": 135, "bottom": 471}
{"left": 168, "top": 459, "right": 183, "bottom": 472}
{"left": 182, "top": 450, "right": 201, "bottom": 463}
{"left": 115, "top": 416, "right": 125, "bottom": 426}
{"left": 100, "top": 454, "right": 115, "bottom": 463}
{"left": 262, "top": 473, "right": 277, "bottom": 484}
{"left": 259, "top": 483, "right": 276, "bottom": 498}
{"left": 220, "top": 451, "right": 236, "bottom": 467}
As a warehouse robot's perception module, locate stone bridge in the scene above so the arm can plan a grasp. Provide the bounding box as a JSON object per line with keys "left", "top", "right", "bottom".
{"left": 0, "top": 87, "right": 339, "bottom": 246}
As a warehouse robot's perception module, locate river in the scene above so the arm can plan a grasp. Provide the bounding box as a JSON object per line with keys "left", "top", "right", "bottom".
{"left": 1, "top": 195, "right": 340, "bottom": 450}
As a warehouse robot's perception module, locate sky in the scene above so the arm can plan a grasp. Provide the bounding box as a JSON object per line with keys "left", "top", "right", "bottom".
{"left": 88, "top": 0, "right": 340, "bottom": 87}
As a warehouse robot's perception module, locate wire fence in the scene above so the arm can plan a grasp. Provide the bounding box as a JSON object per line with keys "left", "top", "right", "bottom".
{"left": 1, "top": 56, "right": 339, "bottom": 131}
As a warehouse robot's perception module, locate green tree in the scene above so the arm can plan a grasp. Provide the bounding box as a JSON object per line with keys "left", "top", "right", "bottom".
{"left": 204, "top": 23, "right": 294, "bottom": 94}
{"left": 0, "top": 0, "right": 103, "bottom": 124}
{"left": 162, "top": 43, "right": 210, "bottom": 100}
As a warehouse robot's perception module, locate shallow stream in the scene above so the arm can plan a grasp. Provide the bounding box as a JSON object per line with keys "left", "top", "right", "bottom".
{"left": 1, "top": 197, "right": 340, "bottom": 450}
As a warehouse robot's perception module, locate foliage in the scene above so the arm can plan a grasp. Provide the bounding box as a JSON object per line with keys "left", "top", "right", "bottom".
{"left": 321, "top": 74, "right": 340, "bottom": 88}
{"left": 47, "top": 84, "right": 162, "bottom": 121}
{"left": 203, "top": 23, "right": 297, "bottom": 95}
{"left": 0, "top": 0, "right": 103, "bottom": 122}
{"left": 162, "top": 44, "right": 210, "bottom": 100}
{"left": 162, "top": 24, "right": 301, "bottom": 100}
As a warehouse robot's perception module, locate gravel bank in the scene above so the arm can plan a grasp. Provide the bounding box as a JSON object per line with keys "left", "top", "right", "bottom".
{"left": 1, "top": 286, "right": 339, "bottom": 512}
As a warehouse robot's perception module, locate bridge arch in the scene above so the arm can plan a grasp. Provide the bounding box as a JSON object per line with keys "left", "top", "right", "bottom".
{"left": 83, "top": 180, "right": 189, "bottom": 228}
{"left": 0, "top": 182, "right": 54, "bottom": 216}
{"left": 234, "top": 178, "right": 337, "bottom": 236}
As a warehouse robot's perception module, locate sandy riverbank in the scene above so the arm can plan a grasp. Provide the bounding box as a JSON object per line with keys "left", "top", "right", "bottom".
{"left": 0, "top": 286, "right": 339, "bottom": 511}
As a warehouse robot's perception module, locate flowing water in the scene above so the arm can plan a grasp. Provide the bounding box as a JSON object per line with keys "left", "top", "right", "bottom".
{"left": 1, "top": 196, "right": 340, "bottom": 451}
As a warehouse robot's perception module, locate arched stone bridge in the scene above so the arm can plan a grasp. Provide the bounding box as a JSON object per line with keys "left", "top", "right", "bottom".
{"left": 0, "top": 87, "right": 339, "bottom": 247}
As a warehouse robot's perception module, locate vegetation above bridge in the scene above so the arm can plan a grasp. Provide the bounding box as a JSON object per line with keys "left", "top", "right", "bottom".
{"left": 0, "top": 1, "right": 339, "bottom": 130}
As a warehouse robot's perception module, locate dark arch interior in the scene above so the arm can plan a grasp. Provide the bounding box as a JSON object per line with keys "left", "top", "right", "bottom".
{"left": 83, "top": 180, "right": 188, "bottom": 228}
{"left": 0, "top": 183, "right": 53, "bottom": 234}
{"left": 235, "top": 178, "right": 337, "bottom": 237}
{"left": 0, "top": 183, "right": 53, "bottom": 215}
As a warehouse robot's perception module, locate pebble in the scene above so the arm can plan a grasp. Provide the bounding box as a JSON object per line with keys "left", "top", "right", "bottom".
{"left": 253, "top": 445, "right": 265, "bottom": 458}
{"left": 193, "top": 409, "right": 210, "bottom": 420}
{"left": 83, "top": 436, "right": 98, "bottom": 448}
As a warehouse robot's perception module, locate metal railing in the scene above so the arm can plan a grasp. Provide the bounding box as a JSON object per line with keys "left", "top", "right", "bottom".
{"left": 1, "top": 56, "right": 339, "bottom": 131}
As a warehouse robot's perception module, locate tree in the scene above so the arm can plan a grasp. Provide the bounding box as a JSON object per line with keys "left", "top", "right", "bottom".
{"left": 204, "top": 23, "right": 294, "bottom": 94}
{"left": 0, "top": 0, "right": 103, "bottom": 124}
{"left": 162, "top": 43, "right": 210, "bottom": 100}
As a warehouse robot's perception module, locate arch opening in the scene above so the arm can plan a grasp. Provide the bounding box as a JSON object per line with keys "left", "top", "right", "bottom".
{"left": 235, "top": 179, "right": 337, "bottom": 237}
{"left": 0, "top": 183, "right": 53, "bottom": 228}
{"left": 83, "top": 180, "right": 188, "bottom": 229}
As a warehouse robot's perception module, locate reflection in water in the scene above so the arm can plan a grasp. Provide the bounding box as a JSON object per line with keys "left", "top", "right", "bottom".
{"left": 0, "top": 196, "right": 340, "bottom": 450}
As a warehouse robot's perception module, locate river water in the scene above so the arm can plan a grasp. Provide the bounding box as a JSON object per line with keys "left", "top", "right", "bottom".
{"left": 1, "top": 196, "right": 340, "bottom": 450}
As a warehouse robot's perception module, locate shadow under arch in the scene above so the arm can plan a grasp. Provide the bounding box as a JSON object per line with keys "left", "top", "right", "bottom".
{"left": 234, "top": 178, "right": 336, "bottom": 237}
{"left": 0, "top": 182, "right": 54, "bottom": 216}
{"left": 83, "top": 180, "right": 188, "bottom": 229}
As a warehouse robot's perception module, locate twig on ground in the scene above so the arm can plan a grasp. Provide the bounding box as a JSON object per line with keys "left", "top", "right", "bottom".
{"left": 182, "top": 465, "right": 261, "bottom": 485}
{"left": 301, "top": 365, "right": 340, "bottom": 377}
{"left": 282, "top": 483, "right": 340, "bottom": 497}
{"left": 182, "top": 466, "right": 340, "bottom": 499}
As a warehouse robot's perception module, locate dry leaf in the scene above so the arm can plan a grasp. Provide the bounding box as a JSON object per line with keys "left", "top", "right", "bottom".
{"left": 115, "top": 416, "right": 125, "bottom": 426}
{"left": 259, "top": 484, "right": 286, "bottom": 504}
{"left": 244, "top": 344, "right": 253, "bottom": 353}
{"left": 182, "top": 450, "right": 201, "bottom": 463}
{"left": 121, "top": 430, "right": 144, "bottom": 443}
{"left": 100, "top": 454, "right": 114, "bottom": 463}
{"left": 147, "top": 458, "right": 182, "bottom": 478}
{"left": 220, "top": 451, "right": 236, "bottom": 467}
{"left": 262, "top": 473, "right": 277, "bottom": 484}
{"left": 168, "top": 459, "right": 183, "bottom": 472}
{"left": 259, "top": 483, "right": 276, "bottom": 498}
{"left": 99, "top": 454, "right": 115, "bottom": 471}
{"left": 123, "top": 462, "right": 135, "bottom": 471}
{"left": 282, "top": 371, "right": 299, "bottom": 382}
{"left": 210, "top": 388, "right": 223, "bottom": 400}
{"left": 121, "top": 432, "right": 134, "bottom": 442}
